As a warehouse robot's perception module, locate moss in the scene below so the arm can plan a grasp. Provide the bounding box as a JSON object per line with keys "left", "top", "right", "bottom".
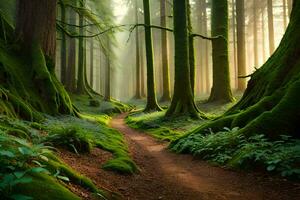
{"left": 42, "top": 115, "right": 137, "bottom": 174}
{"left": 13, "top": 173, "right": 81, "bottom": 200}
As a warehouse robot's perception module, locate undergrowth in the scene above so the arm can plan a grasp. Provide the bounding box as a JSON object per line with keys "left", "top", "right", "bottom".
{"left": 41, "top": 115, "right": 137, "bottom": 174}
{"left": 0, "top": 116, "right": 110, "bottom": 200}
{"left": 72, "top": 94, "right": 133, "bottom": 116}
{"left": 126, "top": 111, "right": 207, "bottom": 142}
{"left": 170, "top": 127, "right": 300, "bottom": 179}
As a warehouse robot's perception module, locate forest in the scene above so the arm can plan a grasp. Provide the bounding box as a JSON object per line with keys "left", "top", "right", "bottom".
{"left": 0, "top": 0, "right": 299, "bottom": 199}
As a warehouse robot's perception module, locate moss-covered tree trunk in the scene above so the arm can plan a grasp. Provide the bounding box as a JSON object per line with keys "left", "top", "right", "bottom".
{"left": 7, "top": 0, "right": 73, "bottom": 119}
{"left": 172, "top": 1, "right": 300, "bottom": 142}
{"left": 143, "top": 0, "right": 161, "bottom": 111}
{"left": 165, "top": 0, "right": 205, "bottom": 119}
{"left": 160, "top": 0, "right": 171, "bottom": 102}
{"left": 208, "top": 0, "right": 234, "bottom": 103}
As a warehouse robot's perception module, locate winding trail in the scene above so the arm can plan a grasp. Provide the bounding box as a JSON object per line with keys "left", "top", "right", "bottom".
{"left": 60, "top": 113, "right": 300, "bottom": 200}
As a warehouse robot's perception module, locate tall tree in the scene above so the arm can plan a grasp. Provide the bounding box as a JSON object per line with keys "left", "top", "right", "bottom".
{"left": 135, "top": 0, "right": 141, "bottom": 99}
{"left": 143, "top": 0, "right": 161, "bottom": 111}
{"left": 253, "top": 0, "right": 259, "bottom": 67}
{"left": 172, "top": 0, "right": 300, "bottom": 150}
{"left": 236, "top": 0, "right": 247, "bottom": 91}
{"left": 104, "top": 39, "right": 111, "bottom": 101}
{"left": 267, "top": 0, "right": 275, "bottom": 54}
{"left": 60, "top": 2, "right": 67, "bottom": 86}
{"left": 66, "top": 8, "right": 76, "bottom": 93}
{"left": 90, "top": 37, "right": 94, "bottom": 89}
{"left": 166, "top": 0, "right": 203, "bottom": 118}
{"left": 13, "top": 0, "right": 72, "bottom": 117}
{"left": 160, "top": 0, "right": 171, "bottom": 102}
{"left": 76, "top": 0, "right": 88, "bottom": 95}
{"left": 208, "top": 0, "right": 234, "bottom": 102}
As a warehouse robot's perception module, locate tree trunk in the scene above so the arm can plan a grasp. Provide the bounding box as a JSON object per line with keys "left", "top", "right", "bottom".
{"left": 143, "top": 0, "right": 161, "bottom": 111}
{"left": 60, "top": 3, "right": 67, "bottom": 86}
{"left": 172, "top": 1, "right": 300, "bottom": 142}
{"left": 231, "top": 0, "right": 238, "bottom": 89}
{"left": 253, "top": 0, "right": 259, "bottom": 68}
{"left": 104, "top": 40, "right": 111, "bottom": 102}
{"left": 283, "top": 0, "right": 288, "bottom": 28}
{"left": 135, "top": 0, "right": 141, "bottom": 99}
{"left": 267, "top": 0, "right": 275, "bottom": 54}
{"left": 160, "top": 0, "right": 171, "bottom": 102}
{"left": 66, "top": 8, "right": 76, "bottom": 93}
{"left": 166, "top": 0, "right": 205, "bottom": 119}
{"left": 188, "top": 4, "right": 195, "bottom": 96}
{"left": 90, "top": 37, "right": 94, "bottom": 89}
{"left": 9, "top": 0, "right": 73, "bottom": 119}
{"left": 208, "top": 0, "right": 234, "bottom": 102}
{"left": 236, "top": 0, "right": 247, "bottom": 91}
{"left": 76, "top": 0, "right": 91, "bottom": 96}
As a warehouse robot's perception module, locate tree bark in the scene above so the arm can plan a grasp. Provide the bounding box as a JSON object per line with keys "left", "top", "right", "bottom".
{"left": 267, "top": 0, "right": 275, "bottom": 54}
{"left": 253, "top": 0, "right": 259, "bottom": 68}
{"left": 166, "top": 0, "right": 204, "bottom": 118}
{"left": 143, "top": 0, "right": 161, "bottom": 111}
{"left": 66, "top": 8, "right": 76, "bottom": 93}
{"left": 104, "top": 40, "right": 111, "bottom": 101}
{"left": 208, "top": 0, "right": 234, "bottom": 102}
{"left": 90, "top": 37, "right": 94, "bottom": 89}
{"left": 11, "top": 0, "right": 73, "bottom": 118}
{"left": 160, "top": 0, "right": 171, "bottom": 102}
{"left": 236, "top": 0, "right": 247, "bottom": 91}
{"left": 60, "top": 3, "right": 67, "bottom": 86}
{"left": 135, "top": 0, "right": 142, "bottom": 99}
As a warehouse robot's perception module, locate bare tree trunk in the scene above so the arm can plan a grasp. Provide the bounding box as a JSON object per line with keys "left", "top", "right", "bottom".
{"left": 104, "top": 40, "right": 111, "bottom": 101}
{"left": 267, "top": 0, "right": 275, "bottom": 54}
{"left": 90, "top": 37, "right": 94, "bottom": 89}
{"left": 253, "top": 0, "right": 259, "bottom": 68}
{"left": 160, "top": 0, "right": 171, "bottom": 101}
{"left": 67, "top": 8, "right": 76, "bottom": 92}
{"left": 60, "top": 3, "right": 67, "bottom": 85}
{"left": 236, "top": 0, "right": 247, "bottom": 91}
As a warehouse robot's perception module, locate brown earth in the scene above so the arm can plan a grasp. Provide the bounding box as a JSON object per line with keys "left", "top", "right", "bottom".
{"left": 59, "top": 113, "right": 300, "bottom": 200}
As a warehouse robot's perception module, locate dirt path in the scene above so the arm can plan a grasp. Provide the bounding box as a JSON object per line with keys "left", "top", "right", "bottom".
{"left": 60, "top": 113, "right": 300, "bottom": 200}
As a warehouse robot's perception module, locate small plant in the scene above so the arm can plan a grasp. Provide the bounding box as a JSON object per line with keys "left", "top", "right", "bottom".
{"left": 0, "top": 133, "right": 51, "bottom": 199}
{"left": 171, "top": 127, "right": 300, "bottom": 179}
{"left": 43, "top": 128, "right": 92, "bottom": 154}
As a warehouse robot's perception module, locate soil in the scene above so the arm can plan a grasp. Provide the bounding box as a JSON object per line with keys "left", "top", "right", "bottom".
{"left": 59, "top": 113, "right": 300, "bottom": 200}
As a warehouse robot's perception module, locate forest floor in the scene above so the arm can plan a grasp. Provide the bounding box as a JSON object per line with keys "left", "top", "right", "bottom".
{"left": 59, "top": 113, "right": 300, "bottom": 200}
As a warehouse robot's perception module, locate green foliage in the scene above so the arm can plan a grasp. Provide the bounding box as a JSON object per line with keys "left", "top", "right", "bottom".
{"left": 171, "top": 127, "right": 300, "bottom": 179}
{"left": 0, "top": 132, "right": 51, "bottom": 199}
{"left": 42, "top": 115, "right": 137, "bottom": 174}
{"left": 43, "top": 128, "right": 92, "bottom": 154}
{"left": 126, "top": 111, "right": 205, "bottom": 141}
{"left": 72, "top": 94, "right": 133, "bottom": 117}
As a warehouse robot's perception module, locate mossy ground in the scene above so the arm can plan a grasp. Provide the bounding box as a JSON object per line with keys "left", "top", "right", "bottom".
{"left": 126, "top": 96, "right": 238, "bottom": 142}
{"left": 0, "top": 116, "right": 111, "bottom": 200}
